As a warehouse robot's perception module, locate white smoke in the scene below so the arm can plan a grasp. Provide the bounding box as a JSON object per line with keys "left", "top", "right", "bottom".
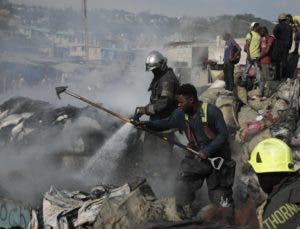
{"left": 0, "top": 3, "right": 166, "bottom": 206}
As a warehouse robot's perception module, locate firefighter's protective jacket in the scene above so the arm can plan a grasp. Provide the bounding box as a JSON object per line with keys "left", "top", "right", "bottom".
{"left": 257, "top": 174, "right": 300, "bottom": 229}
{"left": 146, "top": 102, "right": 230, "bottom": 159}
{"left": 146, "top": 68, "right": 179, "bottom": 121}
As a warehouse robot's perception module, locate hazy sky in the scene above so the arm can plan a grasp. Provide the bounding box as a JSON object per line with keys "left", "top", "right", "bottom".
{"left": 10, "top": 0, "right": 300, "bottom": 21}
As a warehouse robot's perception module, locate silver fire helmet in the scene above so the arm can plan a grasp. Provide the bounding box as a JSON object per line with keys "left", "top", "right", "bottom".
{"left": 145, "top": 51, "right": 167, "bottom": 71}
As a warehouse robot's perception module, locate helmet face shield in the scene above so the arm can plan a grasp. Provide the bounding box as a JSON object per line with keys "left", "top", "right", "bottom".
{"left": 145, "top": 62, "right": 159, "bottom": 71}
{"left": 145, "top": 51, "right": 167, "bottom": 72}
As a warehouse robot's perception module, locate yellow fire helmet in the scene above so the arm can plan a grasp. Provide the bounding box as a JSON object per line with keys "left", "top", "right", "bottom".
{"left": 248, "top": 138, "right": 295, "bottom": 173}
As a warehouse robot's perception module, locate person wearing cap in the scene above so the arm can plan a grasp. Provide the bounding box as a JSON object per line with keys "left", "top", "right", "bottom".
{"left": 241, "top": 22, "right": 262, "bottom": 94}
{"left": 248, "top": 138, "right": 300, "bottom": 229}
{"left": 273, "top": 13, "right": 293, "bottom": 80}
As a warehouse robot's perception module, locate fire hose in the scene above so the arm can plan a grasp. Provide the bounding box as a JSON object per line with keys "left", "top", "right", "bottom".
{"left": 55, "top": 86, "right": 224, "bottom": 170}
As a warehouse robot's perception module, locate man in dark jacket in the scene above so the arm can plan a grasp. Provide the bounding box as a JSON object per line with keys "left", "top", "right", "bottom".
{"left": 273, "top": 13, "right": 293, "bottom": 80}
{"left": 143, "top": 84, "right": 235, "bottom": 216}
{"left": 135, "top": 50, "right": 179, "bottom": 121}
{"left": 134, "top": 51, "right": 179, "bottom": 196}
{"left": 249, "top": 138, "right": 299, "bottom": 229}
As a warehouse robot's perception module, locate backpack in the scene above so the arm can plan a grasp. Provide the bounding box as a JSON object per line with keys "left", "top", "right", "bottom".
{"left": 232, "top": 46, "right": 241, "bottom": 65}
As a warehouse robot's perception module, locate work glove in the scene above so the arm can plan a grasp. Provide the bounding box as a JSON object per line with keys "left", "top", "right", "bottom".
{"left": 132, "top": 106, "right": 146, "bottom": 121}
{"left": 136, "top": 106, "right": 146, "bottom": 115}
{"left": 187, "top": 142, "right": 197, "bottom": 151}
{"left": 130, "top": 119, "right": 149, "bottom": 128}
{"left": 195, "top": 151, "right": 208, "bottom": 160}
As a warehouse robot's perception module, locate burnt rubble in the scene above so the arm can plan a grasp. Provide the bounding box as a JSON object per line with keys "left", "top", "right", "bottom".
{"left": 0, "top": 76, "right": 299, "bottom": 228}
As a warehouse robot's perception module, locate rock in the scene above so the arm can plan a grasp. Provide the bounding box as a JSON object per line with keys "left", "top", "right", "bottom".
{"left": 93, "top": 182, "right": 181, "bottom": 229}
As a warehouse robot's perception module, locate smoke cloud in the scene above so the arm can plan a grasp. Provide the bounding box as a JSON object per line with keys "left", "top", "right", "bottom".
{"left": 0, "top": 1, "right": 243, "bottom": 207}
{"left": 0, "top": 2, "right": 175, "bottom": 206}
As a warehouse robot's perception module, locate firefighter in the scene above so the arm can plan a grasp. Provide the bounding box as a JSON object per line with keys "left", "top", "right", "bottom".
{"left": 135, "top": 50, "right": 179, "bottom": 121}
{"left": 142, "top": 84, "right": 235, "bottom": 217}
{"left": 248, "top": 138, "right": 300, "bottom": 229}
{"left": 133, "top": 51, "right": 179, "bottom": 196}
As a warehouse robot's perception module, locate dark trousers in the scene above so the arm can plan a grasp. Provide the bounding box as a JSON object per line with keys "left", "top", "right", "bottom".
{"left": 223, "top": 62, "right": 234, "bottom": 91}
{"left": 287, "top": 52, "right": 299, "bottom": 78}
{"left": 275, "top": 48, "right": 289, "bottom": 80}
{"left": 175, "top": 158, "right": 235, "bottom": 213}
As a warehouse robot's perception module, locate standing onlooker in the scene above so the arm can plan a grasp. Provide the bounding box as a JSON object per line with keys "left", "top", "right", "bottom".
{"left": 286, "top": 14, "right": 300, "bottom": 78}
{"left": 286, "top": 14, "right": 300, "bottom": 53}
{"left": 259, "top": 26, "right": 274, "bottom": 96}
{"left": 293, "top": 17, "right": 300, "bottom": 54}
{"left": 273, "top": 13, "right": 293, "bottom": 80}
{"left": 222, "top": 32, "right": 241, "bottom": 91}
{"left": 242, "top": 22, "right": 262, "bottom": 93}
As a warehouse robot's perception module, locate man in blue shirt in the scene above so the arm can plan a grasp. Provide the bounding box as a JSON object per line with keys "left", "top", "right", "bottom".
{"left": 143, "top": 84, "right": 235, "bottom": 217}
{"left": 223, "top": 32, "right": 241, "bottom": 91}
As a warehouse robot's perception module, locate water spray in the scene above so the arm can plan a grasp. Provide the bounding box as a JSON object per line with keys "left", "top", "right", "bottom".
{"left": 55, "top": 86, "right": 224, "bottom": 170}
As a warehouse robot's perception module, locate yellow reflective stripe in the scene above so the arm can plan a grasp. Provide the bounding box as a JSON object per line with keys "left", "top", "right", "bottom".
{"left": 202, "top": 102, "right": 208, "bottom": 123}
{"left": 184, "top": 114, "right": 189, "bottom": 121}
{"left": 184, "top": 102, "right": 208, "bottom": 123}
{"left": 262, "top": 203, "right": 300, "bottom": 229}
{"left": 161, "top": 89, "right": 173, "bottom": 98}
{"left": 158, "top": 128, "right": 178, "bottom": 135}
{"left": 147, "top": 105, "right": 155, "bottom": 114}
{"left": 257, "top": 200, "right": 267, "bottom": 229}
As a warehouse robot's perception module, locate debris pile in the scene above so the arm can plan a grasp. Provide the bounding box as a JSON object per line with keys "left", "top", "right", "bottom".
{"left": 0, "top": 96, "right": 118, "bottom": 159}
{"left": 0, "top": 76, "right": 299, "bottom": 228}
{"left": 34, "top": 178, "right": 181, "bottom": 229}
{"left": 200, "top": 76, "right": 300, "bottom": 205}
{"left": 31, "top": 178, "right": 255, "bottom": 229}
{"left": 0, "top": 97, "right": 120, "bottom": 206}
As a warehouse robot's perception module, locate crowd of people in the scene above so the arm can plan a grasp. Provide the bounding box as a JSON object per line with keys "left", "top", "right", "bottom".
{"left": 223, "top": 13, "right": 300, "bottom": 97}
{"left": 132, "top": 13, "right": 300, "bottom": 229}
